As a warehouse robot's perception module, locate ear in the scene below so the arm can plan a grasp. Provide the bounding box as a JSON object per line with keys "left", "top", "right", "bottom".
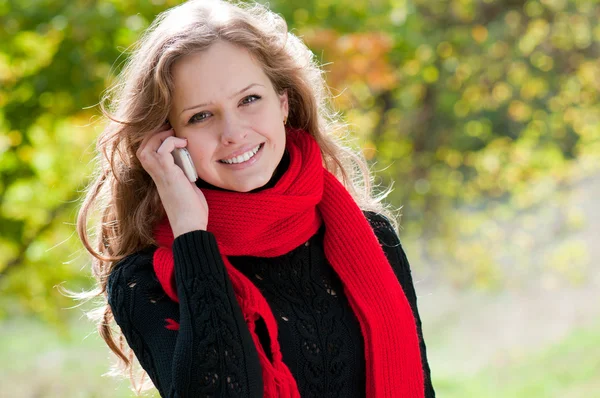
{"left": 278, "top": 89, "right": 289, "bottom": 118}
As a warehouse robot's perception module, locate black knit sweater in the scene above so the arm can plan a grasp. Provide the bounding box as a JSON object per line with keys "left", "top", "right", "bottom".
{"left": 107, "top": 212, "right": 435, "bottom": 397}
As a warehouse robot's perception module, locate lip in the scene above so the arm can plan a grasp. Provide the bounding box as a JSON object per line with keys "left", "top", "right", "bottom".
{"left": 219, "top": 143, "right": 264, "bottom": 170}
{"left": 219, "top": 143, "right": 263, "bottom": 162}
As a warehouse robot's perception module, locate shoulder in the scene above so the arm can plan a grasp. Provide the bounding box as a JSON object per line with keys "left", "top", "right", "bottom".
{"left": 363, "top": 210, "right": 401, "bottom": 248}
{"left": 363, "top": 211, "right": 412, "bottom": 273}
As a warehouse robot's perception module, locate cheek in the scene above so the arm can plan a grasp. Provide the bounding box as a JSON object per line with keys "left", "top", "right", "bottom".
{"left": 269, "top": 131, "right": 287, "bottom": 163}
{"left": 186, "top": 139, "right": 213, "bottom": 164}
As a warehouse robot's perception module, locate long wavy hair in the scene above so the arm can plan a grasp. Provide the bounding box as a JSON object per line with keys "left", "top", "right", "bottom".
{"left": 71, "top": 0, "right": 395, "bottom": 393}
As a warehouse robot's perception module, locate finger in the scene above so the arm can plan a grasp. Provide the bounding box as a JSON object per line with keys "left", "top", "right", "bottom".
{"left": 139, "top": 129, "right": 176, "bottom": 155}
{"left": 137, "top": 128, "right": 170, "bottom": 157}
{"left": 156, "top": 136, "right": 188, "bottom": 155}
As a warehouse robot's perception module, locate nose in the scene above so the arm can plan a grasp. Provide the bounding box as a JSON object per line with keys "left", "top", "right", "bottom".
{"left": 220, "top": 114, "right": 247, "bottom": 145}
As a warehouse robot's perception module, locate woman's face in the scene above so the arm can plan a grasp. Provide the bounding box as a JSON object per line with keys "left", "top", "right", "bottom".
{"left": 168, "top": 41, "right": 289, "bottom": 192}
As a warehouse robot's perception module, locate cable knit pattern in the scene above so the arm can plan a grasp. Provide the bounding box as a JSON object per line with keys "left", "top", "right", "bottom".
{"left": 108, "top": 232, "right": 263, "bottom": 398}
{"left": 107, "top": 212, "right": 435, "bottom": 397}
{"left": 232, "top": 212, "right": 435, "bottom": 397}
{"left": 229, "top": 224, "right": 366, "bottom": 397}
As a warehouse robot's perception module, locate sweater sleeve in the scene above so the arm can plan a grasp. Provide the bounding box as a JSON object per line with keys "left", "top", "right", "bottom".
{"left": 106, "top": 230, "right": 263, "bottom": 398}
{"left": 366, "top": 212, "right": 436, "bottom": 398}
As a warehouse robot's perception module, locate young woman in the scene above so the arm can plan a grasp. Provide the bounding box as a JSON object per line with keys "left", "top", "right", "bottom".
{"left": 77, "top": 0, "right": 435, "bottom": 396}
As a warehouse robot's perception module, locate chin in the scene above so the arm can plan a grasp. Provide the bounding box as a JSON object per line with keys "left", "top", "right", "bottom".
{"left": 230, "top": 185, "right": 256, "bottom": 193}
{"left": 235, "top": 176, "right": 272, "bottom": 193}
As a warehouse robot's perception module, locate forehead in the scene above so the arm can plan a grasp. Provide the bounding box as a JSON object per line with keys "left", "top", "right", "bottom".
{"left": 171, "top": 41, "right": 270, "bottom": 105}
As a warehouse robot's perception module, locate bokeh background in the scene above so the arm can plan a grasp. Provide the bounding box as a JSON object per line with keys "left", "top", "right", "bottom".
{"left": 1, "top": 0, "right": 599, "bottom": 396}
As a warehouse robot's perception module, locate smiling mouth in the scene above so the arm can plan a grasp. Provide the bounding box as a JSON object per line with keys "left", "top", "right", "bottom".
{"left": 219, "top": 143, "right": 263, "bottom": 164}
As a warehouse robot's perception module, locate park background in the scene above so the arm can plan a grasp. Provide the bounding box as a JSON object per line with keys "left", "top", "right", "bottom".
{"left": 1, "top": 0, "right": 599, "bottom": 396}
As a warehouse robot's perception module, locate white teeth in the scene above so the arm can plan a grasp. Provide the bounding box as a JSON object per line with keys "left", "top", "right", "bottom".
{"left": 221, "top": 144, "right": 261, "bottom": 164}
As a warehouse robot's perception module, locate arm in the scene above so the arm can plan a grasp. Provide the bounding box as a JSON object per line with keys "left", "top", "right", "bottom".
{"left": 366, "top": 212, "right": 436, "bottom": 398}
{"left": 107, "top": 230, "right": 263, "bottom": 398}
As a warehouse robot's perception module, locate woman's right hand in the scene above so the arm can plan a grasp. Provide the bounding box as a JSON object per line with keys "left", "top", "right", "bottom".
{"left": 136, "top": 126, "right": 209, "bottom": 237}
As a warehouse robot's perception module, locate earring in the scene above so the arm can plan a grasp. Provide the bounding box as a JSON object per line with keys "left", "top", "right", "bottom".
{"left": 284, "top": 115, "right": 288, "bottom": 125}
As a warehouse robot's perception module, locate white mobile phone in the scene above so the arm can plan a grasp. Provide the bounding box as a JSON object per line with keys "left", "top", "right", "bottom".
{"left": 172, "top": 148, "right": 198, "bottom": 182}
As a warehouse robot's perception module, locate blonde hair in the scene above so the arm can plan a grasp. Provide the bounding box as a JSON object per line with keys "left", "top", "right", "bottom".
{"left": 72, "top": 0, "right": 394, "bottom": 393}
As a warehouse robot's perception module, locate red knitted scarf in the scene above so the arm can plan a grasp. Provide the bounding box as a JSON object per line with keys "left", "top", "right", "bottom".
{"left": 153, "top": 129, "right": 424, "bottom": 397}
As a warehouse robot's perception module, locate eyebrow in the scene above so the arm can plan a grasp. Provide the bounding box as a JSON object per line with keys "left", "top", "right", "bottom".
{"left": 179, "top": 83, "right": 265, "bottom": 115}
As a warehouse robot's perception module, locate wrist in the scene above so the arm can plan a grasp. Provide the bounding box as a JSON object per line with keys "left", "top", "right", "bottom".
{"left": 170, "top": 218, "right": 208, "bottom": 238}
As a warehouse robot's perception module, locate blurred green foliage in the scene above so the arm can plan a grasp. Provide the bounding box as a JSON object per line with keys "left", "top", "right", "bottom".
{"left": 0, "top": 0, "right": 598, "bottom": 326}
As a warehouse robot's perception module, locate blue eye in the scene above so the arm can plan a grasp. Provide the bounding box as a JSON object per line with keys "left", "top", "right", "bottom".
{"left": 188, "top": 112, "right": 210, "bottom": 125}
{"left": 240, "top": 94, "right": 261, "bottom": 105}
